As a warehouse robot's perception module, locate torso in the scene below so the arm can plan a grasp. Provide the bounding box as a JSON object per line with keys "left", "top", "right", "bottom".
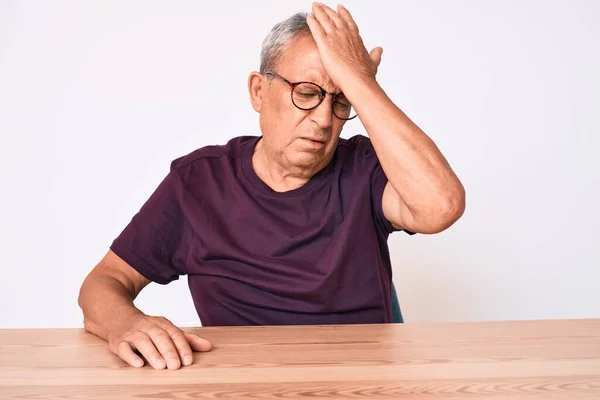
{"left": 177, "top": 135, "right": 395, "bottom": 325}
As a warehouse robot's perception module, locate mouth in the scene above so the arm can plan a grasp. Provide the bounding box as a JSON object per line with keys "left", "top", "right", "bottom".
{"left": 301, "top": 137, "right": 327, "bottom": 144}
{"left": 300, "top": 137, "right": 327, "bottom": 150}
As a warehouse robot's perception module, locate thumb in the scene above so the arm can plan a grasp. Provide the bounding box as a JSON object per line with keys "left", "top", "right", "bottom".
{"left": 184, "top": 332, "right": 213, "bottom": 352}
{"left": 369, "top": 47, "right": 383, "bottom": 67}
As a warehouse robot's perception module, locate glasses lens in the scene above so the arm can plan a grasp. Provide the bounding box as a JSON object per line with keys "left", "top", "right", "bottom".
{"left": 291, "top": 83, "right": 356, "bottom": 120}
{"left": 292, "top": 83, "right": 323, "bottom": 110}
{"left": 333, "top": 95, "right": 356, "bottom": 120}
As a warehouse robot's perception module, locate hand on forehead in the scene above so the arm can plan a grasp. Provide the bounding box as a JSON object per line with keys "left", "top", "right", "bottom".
{"left": 275, "top": 35, "right": 340, "bottom": 92}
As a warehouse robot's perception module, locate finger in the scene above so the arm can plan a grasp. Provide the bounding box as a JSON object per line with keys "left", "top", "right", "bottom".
{"left": 337, "top": 4, "right": 359, "bottom": 32}
{"left": 116, "top": 341, "right": 145, "bottom": 368}
{"left": 184, "top": 331, "right": 213, "bottom": 352}
{"left": 130, "top": 331, "right": 166, "bottom": 370}
{"left": 370, "top": 47, "right": 383, "bottom": 67}
{"left": 167, "top": 329, "right": 194, "bottom": 366}
{"left": 317, "top": 3, "right": 345, "bottom": 29}
{"left": 312, "top": 2, "right": 335, "bottom": 33}
{"left": 307, "top": 14, "right": 327, "bottom": 43}
{"left": 149, "top": 328, "right": 182, "bottom": 370}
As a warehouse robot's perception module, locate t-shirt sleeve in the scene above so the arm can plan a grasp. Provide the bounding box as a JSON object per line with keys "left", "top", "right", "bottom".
{"left": 355, "top": 135, "right": 416, "bottom": 236}
{"left": 110, "top": 163, "right": 189, "bottom": 285}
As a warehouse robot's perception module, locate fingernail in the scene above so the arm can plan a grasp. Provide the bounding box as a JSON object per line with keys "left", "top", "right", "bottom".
{"left": 134, "top": 359, "right": 143, "bottom": 367}
{"left": 184, "top": 355, "right": 193, "bottom": 365}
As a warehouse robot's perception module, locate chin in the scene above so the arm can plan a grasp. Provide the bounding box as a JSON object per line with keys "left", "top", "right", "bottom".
{"left": 290, "top": 150, "right": 333, "bottom": 171}
{"left": 291, "top": 153, "right": 321, "bottom": 168}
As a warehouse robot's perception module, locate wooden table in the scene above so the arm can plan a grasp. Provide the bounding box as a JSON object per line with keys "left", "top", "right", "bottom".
{"left": 1, "top": 319, "right": 600, "bottom": 399}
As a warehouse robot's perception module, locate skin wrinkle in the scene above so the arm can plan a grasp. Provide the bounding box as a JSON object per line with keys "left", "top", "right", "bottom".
{"left": 249, "top": 34, "right": 347, "bottom": 193}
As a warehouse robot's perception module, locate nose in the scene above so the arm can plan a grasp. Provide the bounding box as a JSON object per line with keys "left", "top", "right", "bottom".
{"left": 309, "top": 95, "right": 334, "bottom": 128}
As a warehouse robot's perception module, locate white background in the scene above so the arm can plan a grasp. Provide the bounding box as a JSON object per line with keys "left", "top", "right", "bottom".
{"left": 1, "top": 0, "right": 598, "bottom": 328}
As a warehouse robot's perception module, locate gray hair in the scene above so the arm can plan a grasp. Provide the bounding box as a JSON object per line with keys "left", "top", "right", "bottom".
{"left": 259, "top": 12, "right": 311, "bottom": 74}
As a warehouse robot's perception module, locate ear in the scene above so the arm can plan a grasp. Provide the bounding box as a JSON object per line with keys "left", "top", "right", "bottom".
{"left": 248, "top": 72, "right": 266, "bottom": 113}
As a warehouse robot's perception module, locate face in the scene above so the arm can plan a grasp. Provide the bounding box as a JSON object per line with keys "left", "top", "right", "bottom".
{"left": 249, "top": 34, "right": 347, "bottom": 175}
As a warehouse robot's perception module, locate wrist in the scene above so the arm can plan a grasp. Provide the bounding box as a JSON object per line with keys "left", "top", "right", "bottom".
{"left": 107, "top": 307, "right": 145, "bottom": 340}
{"left": 344, "top": 76, "right": 385, "bottom": 111}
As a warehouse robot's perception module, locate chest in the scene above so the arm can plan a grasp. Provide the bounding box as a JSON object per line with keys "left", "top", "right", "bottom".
{"left": 184, "top": 179, "right": 377, "bottom": 259}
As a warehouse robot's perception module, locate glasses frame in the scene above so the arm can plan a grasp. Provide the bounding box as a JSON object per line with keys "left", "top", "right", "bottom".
{"left": 264, "top": 70, "right": 357, "bottom": 121}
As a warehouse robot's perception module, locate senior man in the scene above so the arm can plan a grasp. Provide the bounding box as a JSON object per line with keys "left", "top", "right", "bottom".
{"left": 79, "top": 3, "right": 465, "bottom": 370}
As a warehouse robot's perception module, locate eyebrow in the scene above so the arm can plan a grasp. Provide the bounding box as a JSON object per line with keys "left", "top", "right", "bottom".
{"left": 301, "top": 75, "right": 341, "bottom": 95}
{"left": 320, "top": 83, "right": 344, "bottom": 97}
{"left": 322, "top": 83, "right": 342, "bottom": 96}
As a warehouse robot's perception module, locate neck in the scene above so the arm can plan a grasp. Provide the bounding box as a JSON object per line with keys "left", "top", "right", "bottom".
{"left": 252, "top": 138, "right": 317, "bottom": 193}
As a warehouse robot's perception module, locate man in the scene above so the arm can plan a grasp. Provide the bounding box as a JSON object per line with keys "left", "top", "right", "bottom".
{"left": 78, "top": 3, "right": 465, "bottom": 370}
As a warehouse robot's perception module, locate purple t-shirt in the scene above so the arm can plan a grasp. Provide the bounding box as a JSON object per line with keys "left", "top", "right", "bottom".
{"left": 111, "top": 135, "right": 407, "bottom": 326}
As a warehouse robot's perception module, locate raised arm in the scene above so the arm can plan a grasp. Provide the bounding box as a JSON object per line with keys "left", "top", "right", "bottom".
{"left": 307, "top": 3, "right": 465, "bottom": 233}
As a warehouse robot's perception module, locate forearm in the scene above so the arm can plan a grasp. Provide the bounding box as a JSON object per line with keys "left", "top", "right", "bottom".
{"left": 348, "top": 78, "right": 465, "bottom": 221}
{"left": 78, "top": 274, "right": 144, "bottom": 341}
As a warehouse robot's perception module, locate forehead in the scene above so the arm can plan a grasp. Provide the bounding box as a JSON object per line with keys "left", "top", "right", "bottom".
{"left": 275, "top": 34, "right": 339, "bottom": 92}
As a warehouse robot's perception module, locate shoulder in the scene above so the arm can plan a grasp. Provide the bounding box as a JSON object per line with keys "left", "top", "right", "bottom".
{"left": 336, "top": 134, "right": 378, "bottom": 166}
{"left": 169, "top": 135, "right": 257, "bottom": 173}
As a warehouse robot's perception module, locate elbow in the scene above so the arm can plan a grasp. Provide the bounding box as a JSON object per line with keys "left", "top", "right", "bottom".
{"left": 77, "top": 281, "right": 89, "bottom": 330}
{"left": 436, "top": 184, "right": 466, "bottom": 232}
{"left": 77, "top": 275, "right": 89, "bottom": 311}
{"left": 444, "top": 185, "right": 466, "bottom": 226}
{"left": 413, "top": 185, "right": 466, "bottom": 234}
{"left": 78, "top": 275, "right": 96, "bottom": 333}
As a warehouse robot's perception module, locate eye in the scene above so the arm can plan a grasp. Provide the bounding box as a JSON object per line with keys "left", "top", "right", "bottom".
{"left": 296, "top": 91, "right": 320, "bottom": 98}
{"left": 294, "top": 83, "right": 322, "bottom": 97}
{"left": 334, "top": 100, "right": 351, "bottom": 111}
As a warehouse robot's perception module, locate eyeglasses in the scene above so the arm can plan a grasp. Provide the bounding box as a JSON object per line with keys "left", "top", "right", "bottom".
{"left": 264, "top": 71, "right": 357, "bottom": 121}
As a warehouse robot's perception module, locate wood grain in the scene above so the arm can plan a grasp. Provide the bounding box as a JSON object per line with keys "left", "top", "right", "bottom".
{"left": 1, "top": 319, "right": 599, "bottom": 399}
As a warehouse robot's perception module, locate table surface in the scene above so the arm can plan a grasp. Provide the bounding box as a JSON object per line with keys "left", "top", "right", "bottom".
{"left": 1, "top": 319, "right": 600, "bottom": 399}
